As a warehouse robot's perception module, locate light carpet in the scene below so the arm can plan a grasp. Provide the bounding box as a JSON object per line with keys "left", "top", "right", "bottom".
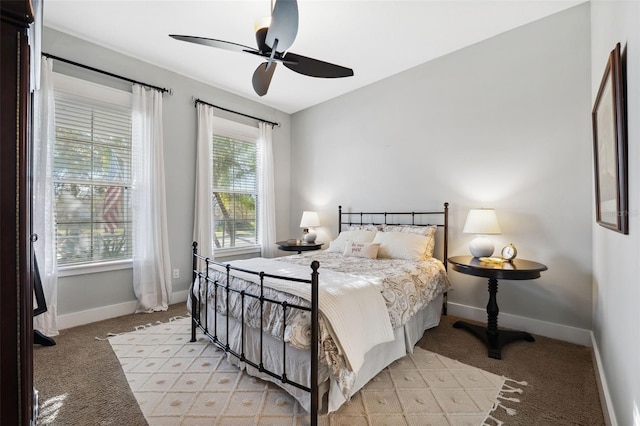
{"left": 108, "top": 317, "right": 525, "bottom": 425}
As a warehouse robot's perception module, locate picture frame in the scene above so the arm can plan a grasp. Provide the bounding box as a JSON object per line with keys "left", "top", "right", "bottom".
{"left": 592, "top": 42, "right": 628, "bottom": 234}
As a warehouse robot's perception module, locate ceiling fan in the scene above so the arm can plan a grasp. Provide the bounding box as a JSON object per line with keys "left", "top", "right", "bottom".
{"left": 169, "top": 0, "right": 354, "bottom": 97}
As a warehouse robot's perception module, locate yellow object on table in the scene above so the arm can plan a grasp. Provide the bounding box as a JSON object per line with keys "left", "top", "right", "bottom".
{"left": 479, "top": 257, "right": 507, "bottom": 264}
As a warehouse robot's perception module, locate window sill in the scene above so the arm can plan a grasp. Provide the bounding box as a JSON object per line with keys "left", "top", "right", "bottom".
{"left": 58, "top": 259, "right": 132, "bottom": 277}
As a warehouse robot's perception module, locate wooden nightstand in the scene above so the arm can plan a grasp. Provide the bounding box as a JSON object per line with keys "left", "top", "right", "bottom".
{"left": 276, "top": 240, "right": 323, "bottom": 254}
{"left": 448, "top": 255, "right": 548, "bottom": 359}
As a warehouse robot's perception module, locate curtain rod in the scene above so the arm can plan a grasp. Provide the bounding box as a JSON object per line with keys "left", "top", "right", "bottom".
{"left": 42, "top": 52, "right": 172, "bottom": 95}
{"left": 194, "top": 98, "right": 280, "bottom": 128}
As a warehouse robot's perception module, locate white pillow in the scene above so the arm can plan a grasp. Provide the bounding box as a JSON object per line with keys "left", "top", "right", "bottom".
{"left": 382, "top": 224, "right": 436, "bottom": 236}
{"left": 328, "top": 230, "right": 377, "bottom": 253}
{"left": 343, "top": 241, "right": 380, "bottom": 259}
{"left": 373, "top": 231, "right": 430, "bottom": 261}
{"left": 382, "top": 225, "right": 437, "bottom": 258}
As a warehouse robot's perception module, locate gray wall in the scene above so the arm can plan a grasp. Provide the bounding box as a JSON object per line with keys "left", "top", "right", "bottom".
{"left": 291, "top": 4, "right": 593, "bottom": 331}
{"left": 43, "top": 27, "right": 292, "bottom": 316}
{"left": 590, "top": 2, "right": 640, "bottom": 425}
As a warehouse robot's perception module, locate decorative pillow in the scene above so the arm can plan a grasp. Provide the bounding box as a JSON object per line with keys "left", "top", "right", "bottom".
{"left": 373, "top": 231, "right": 431, "bottom": 261}
{"left": 345, "top": 224, "right": 382, "bottom": 232}
{"left": 343, "top": 241, "right": 380, "bottom": 259}
{"left": 382, "top": 225, "right": 437, "bottom": 258}
{"left": 328, "top": 230, "right": 377, "bottom": 253}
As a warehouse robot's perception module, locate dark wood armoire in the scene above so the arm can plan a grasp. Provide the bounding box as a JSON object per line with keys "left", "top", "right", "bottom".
{"left": 1, "top": 1, "right": 36, "bottom": 424}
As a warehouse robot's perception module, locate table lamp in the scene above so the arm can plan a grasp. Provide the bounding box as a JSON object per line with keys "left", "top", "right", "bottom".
{"left": 463, "top": 208, "right": 501, "bottom": 257}
{"left": 299, "top": 211, "right": 320, "bottom": 243}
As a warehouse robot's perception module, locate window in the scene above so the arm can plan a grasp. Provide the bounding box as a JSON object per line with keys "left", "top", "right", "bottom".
{"left": 212, "top": 118, "right": 260, "bottom": 253}
{"left": 53, "top": 74, "right": 132, "bottom": 267}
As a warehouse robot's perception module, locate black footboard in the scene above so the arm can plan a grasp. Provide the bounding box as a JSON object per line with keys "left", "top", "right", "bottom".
{"left": 190, "top": 242, "right": 320, "bottom": 425}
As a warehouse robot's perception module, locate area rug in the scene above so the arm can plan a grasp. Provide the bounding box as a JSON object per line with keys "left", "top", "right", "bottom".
{"left": 108, "top": 317, "right": 525, "bottom": 425}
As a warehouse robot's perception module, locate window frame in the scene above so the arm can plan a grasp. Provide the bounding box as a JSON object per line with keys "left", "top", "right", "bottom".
{"left": 53, "top": 73, "right": 134, "bottom": 276}
{"left": 211, "top": 117, "right": 261, "bottom": 259}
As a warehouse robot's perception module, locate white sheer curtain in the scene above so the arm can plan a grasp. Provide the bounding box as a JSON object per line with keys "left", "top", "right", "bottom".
{"left": 131, "top": 84, "right": 172, "bottom": 313}
{"left": 32, "top": 57, "right": 58, "bottom": 336}
{"left": 193, "top": 103, "right": 215, "bottom": 258}
{"left": 258, "top": 122, "right": 277, "bottom": 258}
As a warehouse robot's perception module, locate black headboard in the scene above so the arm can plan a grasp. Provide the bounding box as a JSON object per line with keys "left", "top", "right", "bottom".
{"left": 338, "top": 202, "right": 449, "bottom": 268}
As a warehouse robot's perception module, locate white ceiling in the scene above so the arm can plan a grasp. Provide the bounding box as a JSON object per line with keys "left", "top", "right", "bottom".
{"left": 44, "top": 0, "right": 584, "bottom": 114}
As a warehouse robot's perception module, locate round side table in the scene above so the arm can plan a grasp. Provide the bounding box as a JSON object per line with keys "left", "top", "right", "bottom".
{"left": 448, "top": 255, "right": 548, "bottom": 359}
{"left": 276, "top": 240, "right": 323, "bottom": 254}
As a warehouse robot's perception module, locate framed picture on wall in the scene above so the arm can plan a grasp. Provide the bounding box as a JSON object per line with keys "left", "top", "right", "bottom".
{"left": 592, "top": 42, "right": 628, "bottom": 234}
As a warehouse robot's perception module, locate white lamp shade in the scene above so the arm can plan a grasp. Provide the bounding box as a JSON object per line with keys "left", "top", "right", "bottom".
{"left": 299, "top": 211, "right": 320, "bottom": 228}
{"left": 463, "top": 209, "right": 501, "bottom": 235}
{"left": 300, "top": 211, "right": 320, "bottom": 243}
{"left": 463, "top": 208, "right": 501, "bottom": 257}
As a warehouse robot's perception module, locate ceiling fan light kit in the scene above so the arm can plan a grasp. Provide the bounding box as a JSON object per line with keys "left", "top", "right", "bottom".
{"left": 254, "top": 16, "right": 271, "bottom": 35}
{"left": 170, "top": 0, "right": 353, "bottom": 97}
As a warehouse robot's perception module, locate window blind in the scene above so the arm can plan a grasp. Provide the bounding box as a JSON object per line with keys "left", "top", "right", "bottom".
{"left": 53, "top": 92, "right": 133, "bottom": 266}
{"left": 212, "top": 134, "right": 259, "bottom": 249}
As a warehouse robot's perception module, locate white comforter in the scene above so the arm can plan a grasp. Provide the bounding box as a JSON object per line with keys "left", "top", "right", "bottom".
{"left": 208, "top": 257, "right": 394, "bottom": 373}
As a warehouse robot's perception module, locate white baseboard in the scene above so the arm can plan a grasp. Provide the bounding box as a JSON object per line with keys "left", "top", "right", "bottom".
{"left": 57, "top": 300, "right": 138, "bottom": 330}
{"left": 170, "top": 290, "right": 189, "bottom": 305}
{"left": 591, "top": 332, "right": 617, "bottom": 426}
{"left": 447, "top": 302, "right": 592, "bottom": 346}
{"left": 57, "top": 290, "right": 189, "bottom": 330}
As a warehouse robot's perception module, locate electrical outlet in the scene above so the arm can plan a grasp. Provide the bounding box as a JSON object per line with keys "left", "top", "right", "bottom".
{"left": 172, "top": 269, "right": 179, "bottom": 279}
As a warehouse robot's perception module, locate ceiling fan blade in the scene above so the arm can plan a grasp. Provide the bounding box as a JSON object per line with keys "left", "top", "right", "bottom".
{"left": 283, "top": 52, "right": 354, "bottom": 78}
{"left": 169, "top": 34, "right": 258, "bottom": 54}
{"left": 265, "top": 0, "right": 298, "bottom": 53}
{"left": 252, "top": 62, "right": 277, "bottom": 96}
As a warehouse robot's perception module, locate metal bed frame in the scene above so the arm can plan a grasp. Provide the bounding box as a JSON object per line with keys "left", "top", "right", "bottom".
{"left": 190, "top": 202, "right": 449, "bottom": 425}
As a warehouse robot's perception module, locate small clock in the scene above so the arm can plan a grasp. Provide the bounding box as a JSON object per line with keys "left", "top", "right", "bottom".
{"left": 501, "top": 244, "right": 518, "bottom": 261}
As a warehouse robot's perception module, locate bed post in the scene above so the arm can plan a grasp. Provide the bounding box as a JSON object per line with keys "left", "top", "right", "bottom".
{"left": 443, "top": 202, "right": 449, "bottom": 269}
{"left": 191, "top": 242, "right": 198, "bottom": 342}
{"left": 310, "top": 260, "right": 320, "bottom": 426}
{"left": 338, "top": 205, "right": 342, "bottom": 233}
{"left": 443, "top": 203, "right": 449, "bottom": 315}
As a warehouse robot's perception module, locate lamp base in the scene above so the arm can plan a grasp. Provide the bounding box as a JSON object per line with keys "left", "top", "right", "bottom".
{"left": 303, "top": 229, "right": 317, "bottom": 243}
{"left": 469, "top": 236, "right": 494, "bottom": 257}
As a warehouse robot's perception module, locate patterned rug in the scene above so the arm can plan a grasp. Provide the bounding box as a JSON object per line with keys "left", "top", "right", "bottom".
{"left": 108, "top": 317, "right": 525, "bottom": 425}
